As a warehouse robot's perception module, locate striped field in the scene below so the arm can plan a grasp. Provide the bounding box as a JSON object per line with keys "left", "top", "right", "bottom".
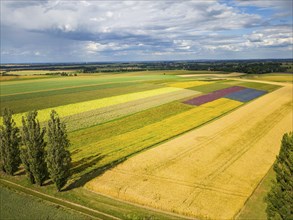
{"left": 0, "top": 72, "right": 285, "bottom": 219}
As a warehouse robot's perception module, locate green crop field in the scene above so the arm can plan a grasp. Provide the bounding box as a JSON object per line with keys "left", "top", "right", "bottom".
{"left": 0, "top": 71, "right": 284, "bottom": 219}
{"left": 0, "top": 186, "right": 90, "bottom": 220}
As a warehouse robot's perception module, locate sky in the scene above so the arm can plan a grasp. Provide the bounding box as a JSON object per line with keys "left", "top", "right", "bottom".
{"left": 0, "top": 0, "right": 292, "bottom": 63}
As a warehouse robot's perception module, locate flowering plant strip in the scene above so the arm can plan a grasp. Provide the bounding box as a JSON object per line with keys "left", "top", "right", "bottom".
{"left": 225, "top": 88, "right": 267, "bottom": 102}
{"left": 183, "top": 86, "right": 245, "bottom": 106}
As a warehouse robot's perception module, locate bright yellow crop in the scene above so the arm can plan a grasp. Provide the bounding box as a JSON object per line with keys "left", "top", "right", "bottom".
{"left": 2, "top": 87, "right": 184, "bottom": 126}
{"left": 74, "top": 98, "right": 242, "bottom": 166}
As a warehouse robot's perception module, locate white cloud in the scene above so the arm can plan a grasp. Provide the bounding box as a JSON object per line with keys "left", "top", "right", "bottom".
{"left": 0, "top": 0, "right": 292, "bottom": 62}
{"left": 85, "top": 41, "right": 130, "bottom": 53}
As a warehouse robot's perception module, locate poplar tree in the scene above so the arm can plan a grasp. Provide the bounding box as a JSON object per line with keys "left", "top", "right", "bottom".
{"left": 21, "top": 111, "right": 47, "bottom": 185}
{"left": 0, "top": 108, "right": 21, "bottom": 175}
{"left": 266, "top": 132, "right": 293, "bottom": 219}
{"left": 46, "top": 110, "right": 71, "bottom": 191}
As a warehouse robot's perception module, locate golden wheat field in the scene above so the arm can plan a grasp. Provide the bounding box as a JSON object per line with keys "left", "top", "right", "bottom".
{"left": 86, "top": 81, "right": 293, "bottom": 219}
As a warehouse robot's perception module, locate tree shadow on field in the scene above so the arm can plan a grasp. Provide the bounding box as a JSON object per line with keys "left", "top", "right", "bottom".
{"left": 65, "top": 157, "right": 126, "bottom": 191}
{"left": 70, "top": 153, "right": 105, "bottom": 176}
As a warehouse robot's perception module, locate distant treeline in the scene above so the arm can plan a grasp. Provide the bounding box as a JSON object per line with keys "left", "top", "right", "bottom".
{"left": 44, "top": 72, "right": 77, "bottom": 76}
{"left": 1, "top": 59, "right": 292, "bottom": 74}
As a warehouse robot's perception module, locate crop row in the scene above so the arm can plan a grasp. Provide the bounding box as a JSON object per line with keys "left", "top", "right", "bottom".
{"left": 0, "top": 81, "right": 137, "bottom": 102}
{"left": 70, "top": 101, "right": 193, "bottom": 149}
{"left": 65, "top": 89, "right": 198, "bottom": 131}
{"left": 2, "top": 87, "right": 184, "bottom": 126}
{"left": 0, "top": 75, "right": 177, "bottom": 96}
{"left": 70, "top": 98, "right": 242, "bottom": 179}
{"left": 0, "top": 83, "right": 161, "bottom": 115}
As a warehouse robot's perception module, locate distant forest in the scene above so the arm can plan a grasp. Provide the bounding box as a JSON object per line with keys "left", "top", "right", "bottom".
{"left": 1, "top": 59, "right": 292, "bottom": 75}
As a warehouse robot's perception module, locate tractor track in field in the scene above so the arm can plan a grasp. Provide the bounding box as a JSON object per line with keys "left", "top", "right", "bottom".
{"left": 184, "top": 101, "right": 292, "bottom": 207}
{"left": 112, "top": 169, "right": 247, "bottom": 197}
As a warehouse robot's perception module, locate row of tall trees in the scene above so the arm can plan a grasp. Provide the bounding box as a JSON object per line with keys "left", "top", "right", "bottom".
{"left": 0, "top": 109, "right": 71, "bottom": 191}
{"left": 266, "top": 132, "right": 293, "bottom": 219}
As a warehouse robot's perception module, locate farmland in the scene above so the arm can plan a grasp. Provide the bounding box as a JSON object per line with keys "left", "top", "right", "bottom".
{"left": 242, "top": 73, "right": 293, "bottom": 83}
{"left": 0, "top": 71, "right": 291, "bottom": 219}
{"left": 86, "top": 80, "right": 292, "bottom": 219}
{"left": 0, "top": 186, "right": 91, "bottom": 220}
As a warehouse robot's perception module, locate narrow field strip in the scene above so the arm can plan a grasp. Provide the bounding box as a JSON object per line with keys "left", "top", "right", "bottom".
{"left": 71, "top": 98, "right": 241, "bottom": 179}
{"left": 1, "top": 87, "right": 183, "bottom": 126}
{"left": 0, "top": 75, "right": 177, "bottom": 96}
{"left": 239, "top": 81, "right": 281, "bottom": 92}
{"left": 65, "top": 89, "right": 198, "bottom": 131}
{"left": 169, "top": 80, "right": 212, "bottom": 88}
{"left": 70, "top": 101, "right": 193, "bottom": 149}
{"left": 188, "top": 82, "right": 233, "bottom": 93}
{"left": 0, "top": 82, "right": 138, "bottom": 102}
{"left": 1, "top": 83, "right": 161, "bottom": 115}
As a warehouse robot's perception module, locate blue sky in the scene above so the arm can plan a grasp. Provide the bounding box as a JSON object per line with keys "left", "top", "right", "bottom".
{"left": 0, "top": 0, "right": 292, "bottom": 63}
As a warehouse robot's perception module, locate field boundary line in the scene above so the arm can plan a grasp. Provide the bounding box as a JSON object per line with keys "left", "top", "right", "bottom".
{"left": 234, "top": 165, "right": 273, "bottom": 219}
{"left": 87, "top": 189, "right": 198, "bottom": 220}
{"left": 0, "top": 178, "right": 120, "bottom": 220}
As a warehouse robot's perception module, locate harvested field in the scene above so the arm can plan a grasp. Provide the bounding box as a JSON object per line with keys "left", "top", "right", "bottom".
{"left": 86, "top": 82, "right": 292, "bottom": 219}
{"left": 184, "top": 86, "right": 245, "bottom": 106}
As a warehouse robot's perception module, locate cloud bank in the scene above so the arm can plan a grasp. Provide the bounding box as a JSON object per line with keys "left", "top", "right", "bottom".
{"left": 1, "top": 0, "right": 292, "bottom": 63}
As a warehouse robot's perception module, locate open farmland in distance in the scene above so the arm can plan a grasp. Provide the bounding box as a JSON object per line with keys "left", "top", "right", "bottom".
{"left": 0, "top": 71, "right": 291, "bottom": 219}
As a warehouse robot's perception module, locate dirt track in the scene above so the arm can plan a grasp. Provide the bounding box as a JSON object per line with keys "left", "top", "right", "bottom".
{"left": 86, "top": 80, "right": 292, "bottom": 219}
